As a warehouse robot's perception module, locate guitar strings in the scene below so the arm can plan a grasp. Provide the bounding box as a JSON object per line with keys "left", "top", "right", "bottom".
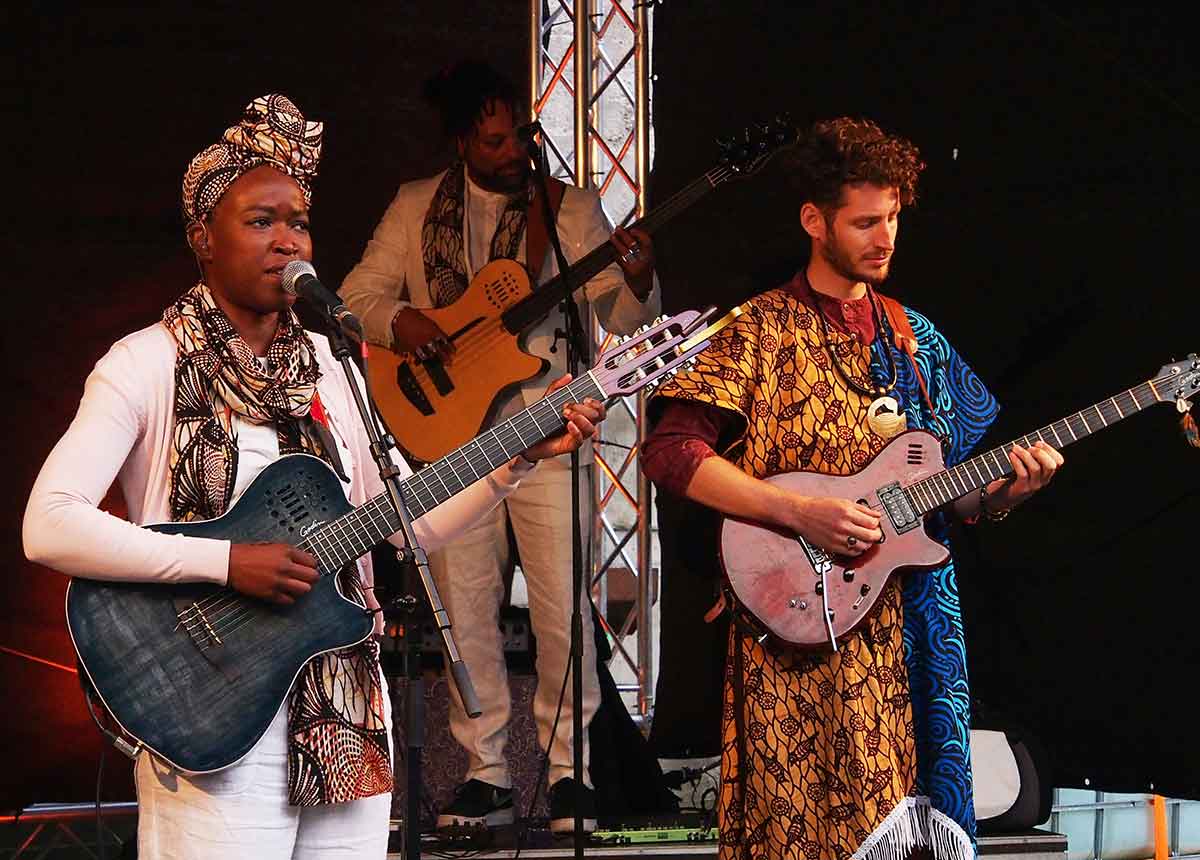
{"left": 905, "top": 377, "right": 1170, "bottom": 513}
{"left": 181, "top": 380, "right": 598, "bottom": 633}
{"left": 185, "top": 351, "right": 1185, "bottom": 639}
{"left": 177, "top": 288, "right": 657, "bottom": 632}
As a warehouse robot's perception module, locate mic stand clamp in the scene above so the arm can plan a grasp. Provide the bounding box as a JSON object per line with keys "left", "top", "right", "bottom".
{"left": 527, "top": 129, "right": 589, "bottom": 858}
{"left": 324, "top": 322, "right": 481, "bottom": 860}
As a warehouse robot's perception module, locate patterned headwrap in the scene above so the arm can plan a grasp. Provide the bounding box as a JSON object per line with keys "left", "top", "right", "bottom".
{"left": 181, "top": 93, "right": 323, "bottom": 226}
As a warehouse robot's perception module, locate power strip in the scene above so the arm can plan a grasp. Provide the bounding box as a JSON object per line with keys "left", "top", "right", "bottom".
{"left": 591, "top": 824, "right": 718, "bottom": 845}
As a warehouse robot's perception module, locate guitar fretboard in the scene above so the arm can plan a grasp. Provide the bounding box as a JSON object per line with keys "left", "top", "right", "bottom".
{"left": 501, "top": 165, "right": 736, "bottom": 333}
{"left": 298, "top": 374, "right": 605, "bottom": 574}
{"left": 905, "top": 377, "right": 1166, "bottom": 515}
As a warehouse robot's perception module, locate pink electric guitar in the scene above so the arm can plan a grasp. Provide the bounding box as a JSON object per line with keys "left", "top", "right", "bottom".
{"left": 720, "top": 355, "right": 1200, "bottom": 650}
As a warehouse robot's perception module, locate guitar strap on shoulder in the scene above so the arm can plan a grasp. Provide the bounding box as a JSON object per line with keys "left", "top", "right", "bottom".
{"left": 875, "top": 292, "right": 937, "bottom": 419}
{"left": 525, "top": 177, "right": 568, "bottom": 283}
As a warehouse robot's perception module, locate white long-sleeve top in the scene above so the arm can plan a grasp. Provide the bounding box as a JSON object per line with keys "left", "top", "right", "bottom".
{"left": 340, "top": 169, "right": 662, "bottom": 418}
{"left": 22, "top": 321, "right": 532, "bottom": 611}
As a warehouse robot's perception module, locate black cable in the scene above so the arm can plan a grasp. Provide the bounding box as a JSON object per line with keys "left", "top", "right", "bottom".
{"left": 95, "top": 742, "right": 107, "bottom": 860}
{"left": 82, "top": 694, "right": 126, "bottom": 860}
{"left": 512, "top": 645, "right": 573, "bottom": 860}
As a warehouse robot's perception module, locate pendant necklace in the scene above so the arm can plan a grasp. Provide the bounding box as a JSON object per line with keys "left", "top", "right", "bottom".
{"left": 805, "top": 275, "right": 907, "bottom": 440}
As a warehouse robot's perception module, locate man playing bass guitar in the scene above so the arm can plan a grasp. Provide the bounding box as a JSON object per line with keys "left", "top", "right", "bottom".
{"left": 642, "top": 117, "right": 1062, "bottom": 860}
{"left": 340, "top": 60, "right": 660, "bottom": 832}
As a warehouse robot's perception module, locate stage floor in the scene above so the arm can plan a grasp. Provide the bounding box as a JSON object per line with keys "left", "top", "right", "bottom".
{"left": 390, "top": 825, "right": 1067, "bottom": 859}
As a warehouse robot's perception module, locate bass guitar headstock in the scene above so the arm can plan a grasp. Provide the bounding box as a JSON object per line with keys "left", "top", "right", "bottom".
{"left": 714, "top": 115, "right": 799, "bottom": 181}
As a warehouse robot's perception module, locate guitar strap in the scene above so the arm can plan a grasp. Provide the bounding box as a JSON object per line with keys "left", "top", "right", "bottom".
{"left": 525, "top": 177, "right": 567, "bottom": 283}
{"left": 876, "top": 293, "right": 937, "bottom": 420}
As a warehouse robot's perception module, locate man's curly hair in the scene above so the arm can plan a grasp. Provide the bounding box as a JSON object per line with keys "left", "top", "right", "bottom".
{"left": 785, "top": 117, "right": 926, "bottom": 210}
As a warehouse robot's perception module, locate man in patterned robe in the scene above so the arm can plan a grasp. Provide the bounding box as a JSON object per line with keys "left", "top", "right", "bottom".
{"left": 642, "top": 117, "right": 1063, "bottom": 860}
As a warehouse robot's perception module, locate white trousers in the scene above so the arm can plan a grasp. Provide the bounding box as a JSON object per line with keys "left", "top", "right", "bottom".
{"left": 135, "top": 681, "right": 393, "bottom": 859}
{"left": 429, "top": 459, "right": 600, "bottom": 788}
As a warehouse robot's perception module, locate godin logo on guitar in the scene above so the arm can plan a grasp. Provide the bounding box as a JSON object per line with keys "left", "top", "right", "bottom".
{"left": 300, "top": 519, "right": 326, "bottom": 539}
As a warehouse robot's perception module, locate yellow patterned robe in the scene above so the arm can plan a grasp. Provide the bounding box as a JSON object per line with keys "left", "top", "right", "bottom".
{"left": 653, "top": 288, "right": 921, "bottom": 860}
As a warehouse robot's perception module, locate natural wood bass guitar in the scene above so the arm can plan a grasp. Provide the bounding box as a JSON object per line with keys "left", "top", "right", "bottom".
{"left": 368, "top": 120, "right": 797, "bottom": 463}
{"left": 720, "top": 356, "right": 1200, "bottom": 650}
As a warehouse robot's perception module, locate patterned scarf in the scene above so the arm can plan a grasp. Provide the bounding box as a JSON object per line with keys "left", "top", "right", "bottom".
{"left": 422, "top": 160, "right": 528, "bottom": 307}
{"left": 163, "top": 282, "right": 392, "bottom": 806}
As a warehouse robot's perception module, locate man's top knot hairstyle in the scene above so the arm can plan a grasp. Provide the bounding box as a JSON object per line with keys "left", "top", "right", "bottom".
{"left": 423, "top": 59, "right": 520, "bottom": 141}
{"left": 785, "top": 117, "right": 926, "bottom": 210}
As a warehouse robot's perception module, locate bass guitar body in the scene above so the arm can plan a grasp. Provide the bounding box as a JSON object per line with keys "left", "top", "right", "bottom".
{"left": 720, "top": 430, "right": 950, "bottom": 648}
{"left": 367, "top": 259, "right": 546, "bottom": 463}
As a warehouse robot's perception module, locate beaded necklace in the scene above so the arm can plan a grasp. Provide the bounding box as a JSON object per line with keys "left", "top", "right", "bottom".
{"left": 803, "top": 273, "right": 907, "bottom": 439}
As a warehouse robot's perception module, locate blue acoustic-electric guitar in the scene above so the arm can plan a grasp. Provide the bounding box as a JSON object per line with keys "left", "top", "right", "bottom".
{"left": 66, "top": 307, "right": 739, "bottom": 774}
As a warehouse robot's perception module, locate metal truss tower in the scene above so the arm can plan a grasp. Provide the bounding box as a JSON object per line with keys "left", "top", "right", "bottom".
{"left": 529, "top": 0, "right": 657, "bottom": 723}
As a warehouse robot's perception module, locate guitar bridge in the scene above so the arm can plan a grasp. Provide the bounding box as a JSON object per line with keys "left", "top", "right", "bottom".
{"left": 397, "top": 362, "right": 434, "bottom": 416}
{"left": 176, "top": 601, "right": 223, "bottom": 651}
{"left": 795, "top": 535, "right": 833, "bottom": 574}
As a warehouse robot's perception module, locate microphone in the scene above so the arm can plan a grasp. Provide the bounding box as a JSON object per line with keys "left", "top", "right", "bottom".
{"left": 515, "top": 120, "right": 542, "bottom": 142}
{"left": 281, "top": 260, "right": 363, "bottom": 339}
{"left": 515, "top": 120, "right": 542, "bottom": 161}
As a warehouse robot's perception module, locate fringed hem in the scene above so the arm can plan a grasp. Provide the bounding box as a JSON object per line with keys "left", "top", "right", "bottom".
{"left": 850, "top": 797, "right": 975, "bottom": 860}
{"left": 930, "top": 807, "right": 975, "bottom": 860}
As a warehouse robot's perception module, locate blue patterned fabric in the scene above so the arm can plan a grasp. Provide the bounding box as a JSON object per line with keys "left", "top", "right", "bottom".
{"left": 869, "top": 303, "right": 999, "bottom": 852}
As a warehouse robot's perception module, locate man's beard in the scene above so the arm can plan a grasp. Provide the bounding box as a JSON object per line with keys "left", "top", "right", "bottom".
{"left": 820, "top": 237, "right": 891, "bottom": 287}
{"left": 472, "top": 160, "right": 531, "bottom": 195}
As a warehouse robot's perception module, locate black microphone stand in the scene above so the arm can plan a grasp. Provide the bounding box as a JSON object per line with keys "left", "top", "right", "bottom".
{"left": 323, "top": 322, "right": 482, "bottom": 860}
{"left": 524, "top": 129, "right": 590, "bottom": 858}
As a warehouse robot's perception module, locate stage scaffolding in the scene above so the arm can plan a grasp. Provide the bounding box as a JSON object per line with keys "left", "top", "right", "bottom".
{"left": 529, "top": 0, "right": 657, "bottom": 723}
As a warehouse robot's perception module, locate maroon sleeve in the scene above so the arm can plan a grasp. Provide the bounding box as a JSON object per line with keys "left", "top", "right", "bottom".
{"left": 642, "top": 399, "right": 740, "bottom": 497}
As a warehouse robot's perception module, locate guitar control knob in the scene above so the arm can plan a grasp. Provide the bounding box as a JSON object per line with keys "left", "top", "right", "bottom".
{"left": 842, "top": 570, "right": 856, "bottom": 583}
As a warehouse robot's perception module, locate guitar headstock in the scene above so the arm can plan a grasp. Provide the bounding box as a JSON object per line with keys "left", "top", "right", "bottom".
{"left": 591, "top": 305, "right": 744, "bottom": 399}
{"left": 714, "top": 115, "right": 799, "bottom": 181}
{"left": 1151, "top": 353, "right": 1200, "bottom": 409}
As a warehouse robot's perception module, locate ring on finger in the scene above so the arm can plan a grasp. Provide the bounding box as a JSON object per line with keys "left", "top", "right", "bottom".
{"left": 846, "top": 536, "right": 857, "bottom": 548}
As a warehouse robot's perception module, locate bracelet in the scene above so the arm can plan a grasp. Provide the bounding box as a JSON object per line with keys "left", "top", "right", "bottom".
{"left": 978, "top": 484, "right": 1010, "bottom": 522}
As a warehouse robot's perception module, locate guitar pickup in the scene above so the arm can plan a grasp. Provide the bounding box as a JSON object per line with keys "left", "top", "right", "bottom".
{"left": 422, "top": 356, "right": 455, "bottom": 397}
{"left": 397, "top": 362, "right": 434, "bottom": 416}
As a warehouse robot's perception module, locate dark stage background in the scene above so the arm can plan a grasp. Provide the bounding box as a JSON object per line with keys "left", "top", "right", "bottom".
{"left": 3, "top": 0, "right": 1199, "bottom": 814}
{"left": 646, "top": 2, "right": 1200, "bottom": 799}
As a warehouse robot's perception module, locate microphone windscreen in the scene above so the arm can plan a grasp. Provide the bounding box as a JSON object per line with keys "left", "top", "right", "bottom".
{"left": 281, "top": 260, "right": 317, "bottom": 296}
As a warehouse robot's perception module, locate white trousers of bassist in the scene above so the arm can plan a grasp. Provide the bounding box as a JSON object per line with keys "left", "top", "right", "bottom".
{"left": 430, "top": 457, "right": 599, "bottom": 790}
